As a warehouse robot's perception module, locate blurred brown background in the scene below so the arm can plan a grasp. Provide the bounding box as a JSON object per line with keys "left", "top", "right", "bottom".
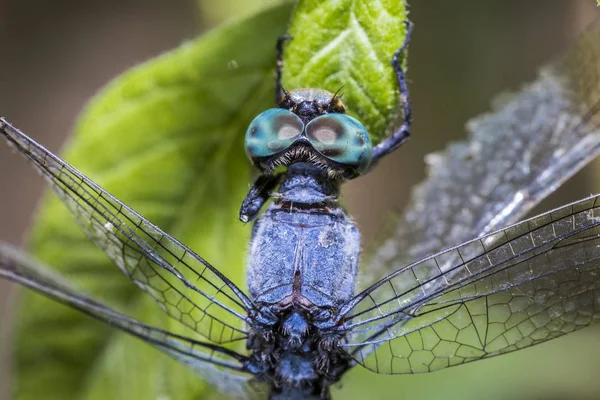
{"left": 1, "top": 1, "right": 600, "bottom": 399}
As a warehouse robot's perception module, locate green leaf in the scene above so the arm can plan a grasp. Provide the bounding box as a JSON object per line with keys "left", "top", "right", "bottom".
{"left": 13, "top": 3, "right": 294, "bottom": 400}
{"left": 283, "top": 0, "right": 410, "bottom": 143}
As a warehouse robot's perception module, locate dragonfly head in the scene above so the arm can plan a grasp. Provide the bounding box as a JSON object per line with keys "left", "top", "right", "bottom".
{"left": 245, "top": 89, "right": 373, "bottom": 179}
{"left": 279, "top": 88, "right": 346, "bottom": 121}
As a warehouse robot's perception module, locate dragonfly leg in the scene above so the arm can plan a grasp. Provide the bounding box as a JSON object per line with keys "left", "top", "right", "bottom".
{"left": 239, "top": 173, "right": 283, "bottom": 222}
{"left": 370, "top": 20, "right": 414, "bottom": 164}
{"left": 275, "top": 35, "right": 293, "bottom": 105}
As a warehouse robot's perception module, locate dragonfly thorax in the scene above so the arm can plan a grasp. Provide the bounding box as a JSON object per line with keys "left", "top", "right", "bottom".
{"left": 245, "top": 152, "right": 361, "bottom": 396}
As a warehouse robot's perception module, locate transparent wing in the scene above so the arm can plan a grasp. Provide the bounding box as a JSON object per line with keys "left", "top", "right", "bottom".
{"left": 0, "top": 119, "right": 253, "bottom": 344}
{"left": 361, "top": 19, "right": 600, "bottom": 290}
{"left": 340, "top": 193, "right": 600, "bottom": 374}
{"left": 0, "top": 242, "right": 267, "bottom": 399}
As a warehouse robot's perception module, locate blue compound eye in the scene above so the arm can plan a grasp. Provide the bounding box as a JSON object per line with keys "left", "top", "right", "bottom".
{"left": 245, "top": 109, "right": 304, "bottom": 160}
{"left": 305, "top": 114, "right": 372, "bottom": 173}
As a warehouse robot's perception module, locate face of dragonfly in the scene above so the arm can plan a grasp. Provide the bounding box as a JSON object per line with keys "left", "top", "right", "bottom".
{"left": 2, "top": 13, "right": 600, "bottom": 400}
{"left": 244, "top": 89, "right": 372, "bottom": 178}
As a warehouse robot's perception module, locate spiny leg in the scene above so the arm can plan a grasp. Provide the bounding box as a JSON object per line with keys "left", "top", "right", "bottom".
{"left": 370, "top": 20, "right": 414, "bottom": 164}
{"left": 239, "top": 173, "right": 283, "bottom": 223}
{"left": 275, "top": 35, "right": 293, "bottom": 105}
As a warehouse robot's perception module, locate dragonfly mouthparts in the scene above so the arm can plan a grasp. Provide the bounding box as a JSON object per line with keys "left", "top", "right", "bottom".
{"left": 264, "top": 144, "right": 347, "bottom": 178}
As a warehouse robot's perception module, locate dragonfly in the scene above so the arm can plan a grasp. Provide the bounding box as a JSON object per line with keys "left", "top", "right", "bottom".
{"left": 2, "top": 16, "right": 600, "bottom": 400}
